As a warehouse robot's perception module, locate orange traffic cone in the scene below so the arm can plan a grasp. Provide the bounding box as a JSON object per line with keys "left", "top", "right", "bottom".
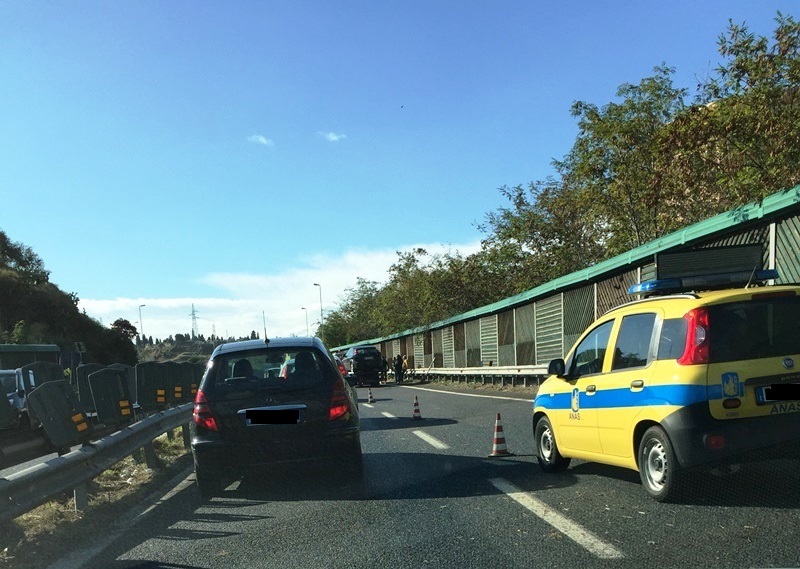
{"left": 412, "top": 396, "right": 423, "bottom": 420}
{"left": 368, "top": 388, "right": 375, "bottom": 403}
{"left": 488, "top": 413, "right": 515, "bottom": 457}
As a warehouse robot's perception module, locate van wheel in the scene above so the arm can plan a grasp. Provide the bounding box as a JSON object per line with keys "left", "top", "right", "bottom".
{"left": 638, "top": 426, "right": 682, "bottom": 502}
{"left": 535, "top": 416, "right": 570, "bottom": 472}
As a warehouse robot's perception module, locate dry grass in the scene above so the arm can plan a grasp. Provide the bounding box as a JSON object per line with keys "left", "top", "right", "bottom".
{"left": 0, "top": 429, "right": 191, "bottom": 569}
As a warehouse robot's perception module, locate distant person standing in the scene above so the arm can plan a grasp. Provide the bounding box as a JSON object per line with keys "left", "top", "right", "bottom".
{"left": 393, "top": 354, "right": 404, "bottom": 384}
{"left": 381, "top": 356, "right": 388, "bottom": 383}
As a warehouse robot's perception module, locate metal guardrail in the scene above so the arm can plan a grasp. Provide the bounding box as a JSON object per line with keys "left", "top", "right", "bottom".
{"left": 413, "top": 366, "right": 549, "bottom": 388}
{"left": 0, "top": 403, "right": 192, "bottom": 523}
{"left": 423, "top": 365, "right": 548, "bottom": 376}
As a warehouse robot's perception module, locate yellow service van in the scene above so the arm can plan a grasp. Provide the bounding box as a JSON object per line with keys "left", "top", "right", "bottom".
{"left": 533, "top": 250, "right": 800, "bottom": 501}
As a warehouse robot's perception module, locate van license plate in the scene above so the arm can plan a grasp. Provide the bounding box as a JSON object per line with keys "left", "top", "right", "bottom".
{"left": 757, "top": 383, "right": 800, "bottom": 404}
{"left": 246, "top": 409, "right": 300, "bottom": 425}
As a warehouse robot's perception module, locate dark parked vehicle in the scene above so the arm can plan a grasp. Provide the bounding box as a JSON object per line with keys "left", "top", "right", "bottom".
{"left": 190, "top": 337, "right": 362, "bottom": 497}
{"left": 0, "top": 368, "right": 38, "bottom": 430}
{"left": 343, "top": 345, "right": 382, "bottom": 387}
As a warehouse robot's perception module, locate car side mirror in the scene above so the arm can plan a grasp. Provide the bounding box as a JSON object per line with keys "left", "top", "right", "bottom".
{"left": 548, "top": 358, "right": 566, "bottom": 378}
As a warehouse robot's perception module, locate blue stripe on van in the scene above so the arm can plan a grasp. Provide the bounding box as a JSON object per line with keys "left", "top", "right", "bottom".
{"left": 534, "top": 384, "right": 710, "bottom": 410}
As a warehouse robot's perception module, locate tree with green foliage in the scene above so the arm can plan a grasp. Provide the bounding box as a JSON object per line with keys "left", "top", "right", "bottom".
{"left": 0, "top": 231, "right": 50, "bottom": 286}
{"left": 660, "top": 12, "right": 800, "bottom": 217}
{"left": 111, "top": 318, "right": 138, "bottom": 340}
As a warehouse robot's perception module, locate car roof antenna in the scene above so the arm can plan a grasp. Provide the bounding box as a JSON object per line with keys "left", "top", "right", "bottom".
{"left": 263, "top": 311, "right": 270, "bottom": 344}
{"left": 744, "top": 264, "right": 758, "bottom": 289}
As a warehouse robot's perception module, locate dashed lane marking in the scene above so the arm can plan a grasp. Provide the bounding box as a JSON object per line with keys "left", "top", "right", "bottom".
{"left": 362, "top": 403, "right": 374, "bottom": 408}
{"left": 488, "top": 478, "right": 624, "bottom": 560}
{"left": 381, "top": 411, "right": 397, "bottom": 419}
{"left": 412, "top": 430, "right": 450, "bottom": 450}
{"left": 400, "top": 385, "right": 532, "bottom": 402}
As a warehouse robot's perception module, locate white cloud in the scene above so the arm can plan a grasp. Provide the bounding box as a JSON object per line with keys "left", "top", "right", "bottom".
{"left": 78, "top": 240, "right": 481, "bottom": 344}
{"left": 317, "top": 131, "right": 346, "bottom": 142}
{"left": 248, "top": 134, "right": 274, "bottom": 146}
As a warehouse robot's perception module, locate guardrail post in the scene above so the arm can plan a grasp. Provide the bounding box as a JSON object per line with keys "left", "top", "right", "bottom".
{"left": 73, "top": 483, "right": 88, "bottom": 511}
{"left": 182, "top": 424, "right": 191, "bottom": 448}
{"left": 166, "top": 429, "right": 175, "bottom": 441}
{"left": 142, "top": 441, "right": 158, "bottom": 469}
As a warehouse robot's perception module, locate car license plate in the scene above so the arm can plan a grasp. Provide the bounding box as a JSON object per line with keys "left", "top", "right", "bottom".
{"left": 245, "top": 409, "right": 300, "bottom": 425}
{"left": 756, "top": 383, "right": 800, "bottom": 404}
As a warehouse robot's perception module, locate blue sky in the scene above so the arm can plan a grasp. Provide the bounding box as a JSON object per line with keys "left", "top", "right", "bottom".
{"left": 1, "top": 1, "right": 795, "bottom": 341}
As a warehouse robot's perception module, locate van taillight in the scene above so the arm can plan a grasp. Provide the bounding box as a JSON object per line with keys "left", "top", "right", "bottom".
{"left": 677, "top": 307, "right": 709, "bottom": 365}
{"left": 329, "top": 378, "right": 350, "bottom": 421}
{"left": 193, "top": 389, "right": 218, "bottom": 431}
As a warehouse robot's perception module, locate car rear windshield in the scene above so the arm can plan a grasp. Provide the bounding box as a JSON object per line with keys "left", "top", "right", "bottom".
{"left": 202, "top": 347, "right": 334, "bottom": 394}
{"left": 353, "top": 347, "right": 379, "bottom": 356}
{"left": 709, "top": 296, "right": 800, "bottom": 363}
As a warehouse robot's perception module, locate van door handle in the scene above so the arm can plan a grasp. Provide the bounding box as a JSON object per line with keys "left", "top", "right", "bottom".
{"left": 586, "top": 385, "right": 596, "bottom": 393}
{"left": 631, "top": 380, "right": 644, "bottom": 388}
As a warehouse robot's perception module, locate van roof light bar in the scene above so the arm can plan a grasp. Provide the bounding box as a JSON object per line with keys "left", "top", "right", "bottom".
{"left": 629, "top": 269, "right": 779, "bottom": 296}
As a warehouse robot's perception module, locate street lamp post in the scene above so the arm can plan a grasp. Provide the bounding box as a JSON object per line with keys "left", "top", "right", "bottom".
{"left": 138, "top": 304, "right": 146, "bottom": 339}
{"left": 313, "top": 283, "right": 323, "bottom": 342}
{"left": 300, "top": 307, "right": 309, "bottom": 336}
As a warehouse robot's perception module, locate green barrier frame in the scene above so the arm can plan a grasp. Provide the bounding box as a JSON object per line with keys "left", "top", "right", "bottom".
{"left": 26, "top": 380, "right": 92, "bottom": 448}
{"left": 88, "top": 368, "right": 135, "bottom": 427}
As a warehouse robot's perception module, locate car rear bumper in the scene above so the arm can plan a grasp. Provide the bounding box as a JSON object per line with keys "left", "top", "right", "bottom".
{"left": 661, "top": 402, "right": 800, "bottom": 469}
{"left": 191, "top": 425, "right": 360, "bottom": 468}
{"left": 352, "top": 370, "right": 381, "bottom": 384}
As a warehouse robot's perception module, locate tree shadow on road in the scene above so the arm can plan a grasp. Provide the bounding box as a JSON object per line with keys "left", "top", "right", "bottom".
{"left": 230, "top": 451, "right": 579, "bottom": 503}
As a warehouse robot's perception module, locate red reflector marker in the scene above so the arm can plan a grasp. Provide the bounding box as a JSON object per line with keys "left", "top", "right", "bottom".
{"left": 706, "top": 435, "right": 725, "bottom": 449}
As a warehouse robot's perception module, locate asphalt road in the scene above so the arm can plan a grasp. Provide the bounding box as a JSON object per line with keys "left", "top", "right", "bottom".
{"left": 51, "top": 383, "right": 800, "bottom": 569}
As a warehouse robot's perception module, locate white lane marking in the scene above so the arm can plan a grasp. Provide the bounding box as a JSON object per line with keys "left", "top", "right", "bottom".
{"left": 381, "top": 411, "right": 397, "bottom": 419}
{"left": 412, "top": 430, "right": 450, "bottom": 450}
{"left": 400, "top": 385, "right": 532, "bottom": 403}
{"left": 362, "top": 403, "right": 374, "bottom": 408}
{"left": 488, "top": 478, "right": 624, "bottom": 560}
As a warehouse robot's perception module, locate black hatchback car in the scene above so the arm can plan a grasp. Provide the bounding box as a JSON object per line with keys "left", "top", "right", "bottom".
{"left": 190, "top": 337, "right": 362, "bottom": 497}
{"left": 344, "top": 345, "right": 383, "bottom": 386}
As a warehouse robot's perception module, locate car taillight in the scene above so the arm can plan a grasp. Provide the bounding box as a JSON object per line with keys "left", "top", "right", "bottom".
{"left": 677, "top": 307, "right": 709, "bottom": 365}
{"left": 338, "top": 363, "right": 347, "bottom": 376}
{"left": 193, "top": 389, "right": 218, "bottom": 432}
{"left": 329, "top": 377, "right": 350, "bottom": 421}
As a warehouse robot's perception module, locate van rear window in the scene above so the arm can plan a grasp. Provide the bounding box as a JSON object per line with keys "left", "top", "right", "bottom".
{"left": 657, "top": 318, "right": 688, "bottom": 360}
{"left": 709, "top": 297, "right": 800, "bottom": 363}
